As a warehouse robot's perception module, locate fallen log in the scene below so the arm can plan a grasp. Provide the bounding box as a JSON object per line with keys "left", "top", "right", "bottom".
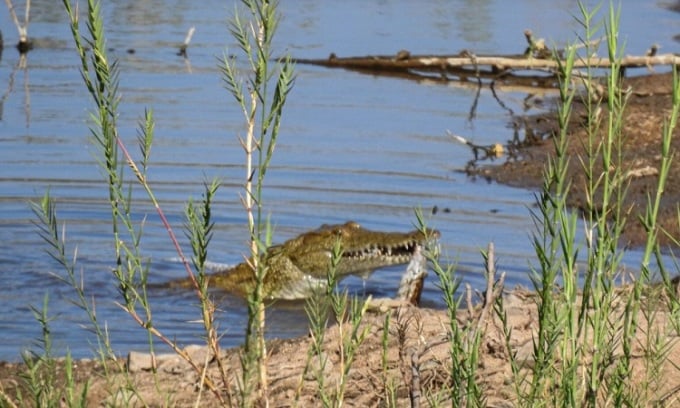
{"left": 294, "top": 50, "right": 680, "bottom": 86}
{"left": 293, "top": 30, "right": 679, "bottom": 89}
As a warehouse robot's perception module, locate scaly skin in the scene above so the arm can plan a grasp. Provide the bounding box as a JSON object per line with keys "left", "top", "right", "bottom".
{"left": 167, "top": 221, "right": 439, "bottom": 299}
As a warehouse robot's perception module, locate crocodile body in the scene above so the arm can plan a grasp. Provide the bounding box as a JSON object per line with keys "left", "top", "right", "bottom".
{"left": 167, "top": 221, "right": 439, "bottom": 299}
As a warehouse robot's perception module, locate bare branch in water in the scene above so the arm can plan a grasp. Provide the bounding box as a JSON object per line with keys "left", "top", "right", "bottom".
{"left": 177, "top": 26, "right": 195, "bottom": 58}
{"left": 4, "top": 0, "right": 32, "bottom": 52}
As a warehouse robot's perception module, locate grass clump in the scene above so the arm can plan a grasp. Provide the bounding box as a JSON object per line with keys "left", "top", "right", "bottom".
{"left": 15, "top": 294, "right": 88, "bottom": 408}
{"left": 23, "top": 0, "right": 293, "bottom": 406}
{"left": 502, "top": 2, "right": 680, "bottom": 406}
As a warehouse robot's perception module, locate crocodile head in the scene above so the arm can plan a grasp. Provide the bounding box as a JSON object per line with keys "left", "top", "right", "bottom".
{"left": 205, "top": 221, "right": 439, "bottom": 299}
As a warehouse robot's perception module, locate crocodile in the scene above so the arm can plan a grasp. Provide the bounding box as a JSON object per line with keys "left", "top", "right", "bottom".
{"left": 166, "top": 221, "right": 439, "bottom": 300}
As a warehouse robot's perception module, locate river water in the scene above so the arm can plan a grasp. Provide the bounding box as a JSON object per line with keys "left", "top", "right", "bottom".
{"left": 0, "top": 1, "right": 677, "bottom": 360}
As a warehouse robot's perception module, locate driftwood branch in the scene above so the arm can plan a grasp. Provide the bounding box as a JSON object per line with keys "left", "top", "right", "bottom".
{"left": 293, "top": 30, "right": 679, "bottom": 89}
{"left": 475, "top": 243, "right": 505, "bottom": 336}
{"left": 295, "top": 52, "right": 679, "bottom": 80}
{"left": 177, "top": 26, "right": 195, "bottom": 58}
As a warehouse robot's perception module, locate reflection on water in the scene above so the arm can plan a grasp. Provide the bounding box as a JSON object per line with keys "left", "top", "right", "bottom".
{"left": 0, "top": 1, "right": 677, "bottom": 360}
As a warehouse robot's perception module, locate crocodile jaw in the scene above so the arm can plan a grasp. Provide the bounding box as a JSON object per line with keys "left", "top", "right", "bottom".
{"left": 293, "top": 222, "right": 438, "bottom": 279}
{"left": 270, "top": 223, "right": 439, "bottom": 299}
{"left": 337, "top": 239, "right": 425, "bottom": 277}
{"left": 271, "top": 239, "right": 433, "bottom": 300}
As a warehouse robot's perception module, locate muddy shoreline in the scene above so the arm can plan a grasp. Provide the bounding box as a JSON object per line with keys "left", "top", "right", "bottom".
{"left": 471, "top": 71, "right": 680, "bottom": 248}
{"left": 3, "top": 287, "right": 680, "bottom": 406}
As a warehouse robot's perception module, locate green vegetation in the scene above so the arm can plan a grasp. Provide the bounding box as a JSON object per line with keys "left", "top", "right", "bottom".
{"left": 219, "top": 0, "right": 295, "bottom": 403}
{"left": 14, "top": 295, "right": 87, "bottom": 407}
{"left": 2, "top": 0, "right": 679, "bottom": 407}
{"left": 26, "top": 0, "right": 294, "bottom": 405}
{"left": 508, "top": 3, "right": 680, "bottom": 405}
{"left": 298, "top": 239, "right": 372, "bottom": 406}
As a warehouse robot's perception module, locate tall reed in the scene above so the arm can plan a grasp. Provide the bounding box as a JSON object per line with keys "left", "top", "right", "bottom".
{"left": 510, "top": 2, "right": 680, "bottom": 405}
{"left": 220, "top": 0, "right": 295, "bottom": 403}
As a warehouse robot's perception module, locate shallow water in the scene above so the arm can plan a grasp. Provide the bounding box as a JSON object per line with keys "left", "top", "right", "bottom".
{"left": 0, "top": 1, "right": 677, "bottom": 360}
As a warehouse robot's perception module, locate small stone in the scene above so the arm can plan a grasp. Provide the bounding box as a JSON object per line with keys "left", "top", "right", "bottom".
{"left": 158, "top": 355, "right": 189, "bottom": 374}
{"left": 184, "top": 344, "right": 214, "bottom": 364}
{"left": 127, "top": 350, "right": 153, "bottom": 373}
{"left": 127, "top": 350, "right": 186, "bottom": 373}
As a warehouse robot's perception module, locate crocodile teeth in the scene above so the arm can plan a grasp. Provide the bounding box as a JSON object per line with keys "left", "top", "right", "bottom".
{"left": 344, "top": 239, "right": 422, "bottom": 261}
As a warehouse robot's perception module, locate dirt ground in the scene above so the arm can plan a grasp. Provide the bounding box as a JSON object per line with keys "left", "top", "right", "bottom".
{"left": 2, "top": 288, "right": 680, "bottom": 407}
{"left": 2, "top": 72, "right": 680, "bottom": 407}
